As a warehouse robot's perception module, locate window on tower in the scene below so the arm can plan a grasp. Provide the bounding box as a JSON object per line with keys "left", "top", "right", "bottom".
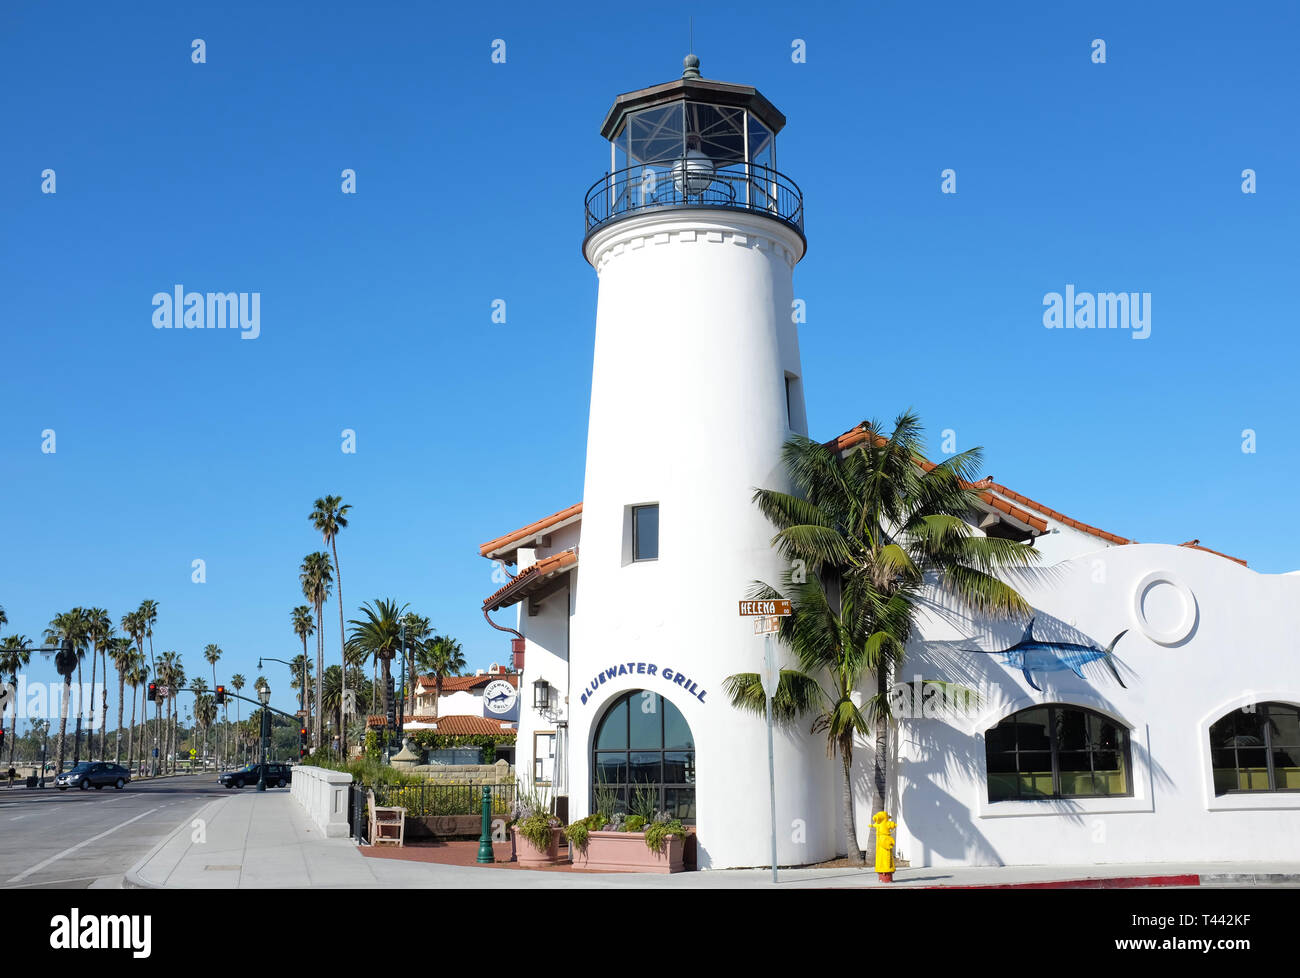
{"left": 632, "top": 504, "right": 659, "bottom": 561}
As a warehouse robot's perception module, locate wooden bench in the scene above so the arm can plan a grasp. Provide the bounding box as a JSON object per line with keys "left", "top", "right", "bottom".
{"left": 367, "top": 789, "right": 406, "bottom": 847}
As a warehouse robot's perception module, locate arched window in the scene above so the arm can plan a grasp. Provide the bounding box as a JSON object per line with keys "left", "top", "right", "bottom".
{"left": 985, "top": 705, "right": 1132, "bottom": 801}
{"left": 1210, "top": 702, "right": 1300, "bottom": 794}
{"left": 592, "top": 690, "right": 696, "bottom": 822}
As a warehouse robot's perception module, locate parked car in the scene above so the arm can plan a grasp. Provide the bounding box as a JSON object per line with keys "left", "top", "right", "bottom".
{"left": 218, "top": 763, "right": 293, "bottom": 789}
{"left": 55, "top": 762, "right": 132, "bottom": 791}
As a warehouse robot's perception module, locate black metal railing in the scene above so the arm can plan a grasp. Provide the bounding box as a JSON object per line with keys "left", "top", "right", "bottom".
{"left": 366, "top": 780, "right": 516, "bottom": 819}
{"left": 584, "top": 161, "right": 804, "bottom": 239}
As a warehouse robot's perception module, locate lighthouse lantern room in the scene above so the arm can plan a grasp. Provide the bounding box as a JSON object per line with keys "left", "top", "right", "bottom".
{"left": 584, "top": 54, "right": 804, "bottom": 244}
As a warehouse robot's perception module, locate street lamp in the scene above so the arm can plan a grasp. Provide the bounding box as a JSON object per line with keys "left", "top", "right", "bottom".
{"left": 256, "top": 683, "right": 271, "bottom": 792}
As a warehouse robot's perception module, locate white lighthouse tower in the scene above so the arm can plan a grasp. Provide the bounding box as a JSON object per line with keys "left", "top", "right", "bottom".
{"left": 567, "top": 56, "right": 839, "bottom": 869}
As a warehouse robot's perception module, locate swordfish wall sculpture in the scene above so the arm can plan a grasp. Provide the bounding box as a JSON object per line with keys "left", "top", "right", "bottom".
{"left": 963, "top": 618, "right": 1128, "bottom": 692}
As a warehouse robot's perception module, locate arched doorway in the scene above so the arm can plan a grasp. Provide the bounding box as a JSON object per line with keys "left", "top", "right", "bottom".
{"left": 591, "top": 690, "right": 696, "bottom": 821}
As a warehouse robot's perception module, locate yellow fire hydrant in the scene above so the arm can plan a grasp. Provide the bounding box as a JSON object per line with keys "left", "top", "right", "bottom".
{"left": 872, "top": 811, "right": 896, "bottom": 882}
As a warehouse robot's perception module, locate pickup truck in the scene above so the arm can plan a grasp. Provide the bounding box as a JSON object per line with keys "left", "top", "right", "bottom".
{"left": 218, "top": 763, "right": 293, "bottom": 789}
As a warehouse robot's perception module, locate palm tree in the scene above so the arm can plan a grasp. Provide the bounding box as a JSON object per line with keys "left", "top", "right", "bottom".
{"left": 299, "top": 553, "right": 333, "bottom": 749}
{"left": 1, "top": 635, "right": 33, "bottom": 770}
{"left": 108, "top": 637, "right": 135, "bottom": 763}
{"left": 346, "top": 599, "right": 407, "bottom": 729}
{"left": 724, "top": 413, "right": 1037, "bottom": 863}
{"left": 310, "top": 495, "right": 352, "bottom": 752}
{"left": 135, "top": 600, "right": 160, "bottom": 773}
{"left": 415, "top": 634, "right": 466, "bottom": 718}
{"left": 158, "top": 651, "right": 184, "bottom": 774}
{"left": 230, "top": 674, "right": 246, "bottom": 763}
{"left": 289, "top": 653, "right": 314, "bottom": 723}
{"left": 397, "top": 613, "right": 431, "bottom": 715}
{"left": 291, "top": 606, "right": 314, "bottom": 729}
{"left": 83, "top": 609, "right": 111, "bottom": 759}
{"left": 203, "top": 644, "right": 222, "bottom": 764}
{"left": 125, "top": 657, "right": 148, "bottom": 771}
{"left": 45, "top": 609, "right": 88, "bottom": 772}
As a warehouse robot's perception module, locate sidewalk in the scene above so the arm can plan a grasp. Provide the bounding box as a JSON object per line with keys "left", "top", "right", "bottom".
{"left": 126, "top": 791, "right": 1300, "bottom": 889}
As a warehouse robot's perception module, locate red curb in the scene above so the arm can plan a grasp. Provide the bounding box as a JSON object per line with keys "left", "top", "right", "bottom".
{"left": 912, "top": 874, "right": 1200, "bottom": 890}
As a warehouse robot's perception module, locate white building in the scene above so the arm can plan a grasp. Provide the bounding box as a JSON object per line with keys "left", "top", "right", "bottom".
{"left": 477, "top": 58, "right": 1300, "bottom": 870}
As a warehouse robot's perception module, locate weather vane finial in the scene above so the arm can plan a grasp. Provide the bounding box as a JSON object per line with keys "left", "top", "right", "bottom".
{"left": 683, "top": 18, "right": 701, "bottom": 80}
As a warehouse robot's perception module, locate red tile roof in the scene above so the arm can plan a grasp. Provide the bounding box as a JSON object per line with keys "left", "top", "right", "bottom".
{"left": 482, "top": 548, "right": 578, "bottom": 612}
{"left": 1178, "top": 540, "right": 1248, "bottom": 567}
{"left": 416, "top": 673, "right": 519, "bottom": 691}
{"left": 413, "top": 715, "right": 518, "bottom": 736}
{"left": 477, "top": 422, "right": 1247, "bottom": 570}
{"left": 827, "top": 425, "right": 1050, "bottom": 534}
{"left": 479, "top": 503, "right": 583, "bottom": 559}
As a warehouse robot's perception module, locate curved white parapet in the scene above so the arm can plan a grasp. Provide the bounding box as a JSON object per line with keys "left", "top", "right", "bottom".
{"left": 290, "top": 765, "right": 353, "bottom": 839}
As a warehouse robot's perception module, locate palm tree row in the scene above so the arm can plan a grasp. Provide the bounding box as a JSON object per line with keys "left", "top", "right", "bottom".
{"left": 2, "top": 599, "right": 242, "bottom": 775}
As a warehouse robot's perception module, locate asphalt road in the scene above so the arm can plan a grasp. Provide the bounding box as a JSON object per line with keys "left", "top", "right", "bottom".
{"left": 0, "top": 775, "right": 276, "bottom": 889}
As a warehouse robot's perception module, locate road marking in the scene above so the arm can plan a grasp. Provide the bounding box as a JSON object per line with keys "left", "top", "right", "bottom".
{"left": 9, "top": 814, "right": 32, "bottom": 821}
{"left": 0, "top": 874, "right": 106, "bottom": 889}
{"left": 6, "top": 806, "right": 161, "bottom": 883}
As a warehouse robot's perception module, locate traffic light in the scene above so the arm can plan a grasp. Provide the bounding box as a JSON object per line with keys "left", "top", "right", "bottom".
{"left": 147, "top": 681, "right": 157, "bottom": 702}
{"left": 215, "top": 685, "right": 226, "bottom": 705}
{"left": 299, "top": 725, "right": 308, "bottom": 759}
{"left": 385, "top": 675, "right": 396, "bottom": 728}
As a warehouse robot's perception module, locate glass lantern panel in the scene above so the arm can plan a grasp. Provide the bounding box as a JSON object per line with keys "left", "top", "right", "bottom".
{"left": 626, "top": 103, "right": 684, "bottom": 165}
{"left": 683, "top": 103, "right": 746, "bottom": 164}
{"left": 747, "top": 114, "right": 774, "bottom": 169}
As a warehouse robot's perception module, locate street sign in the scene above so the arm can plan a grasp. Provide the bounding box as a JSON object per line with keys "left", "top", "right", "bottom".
{"left": 152, "top": 748, "right": 159, "bottom": 758}
{"left": 760, "top": 643, "right": 779, "bottom": 699}
{"left": 754, "top": 615, "right": 781, "bottom": 635}
{"left": 738, "top": 599, "right": 791, "bottom": 617}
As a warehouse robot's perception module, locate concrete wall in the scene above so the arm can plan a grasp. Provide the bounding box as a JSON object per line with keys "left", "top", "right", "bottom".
{"left": 290, "top": 765, "right": 352, "bottom": 838}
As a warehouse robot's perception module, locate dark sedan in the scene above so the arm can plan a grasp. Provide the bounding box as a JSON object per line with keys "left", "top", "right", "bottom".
{"left": 55, "top": 762, "right": 131, "bottom": 791}
{"left": 218, "top": 763, "right": 292, "bottom": 788}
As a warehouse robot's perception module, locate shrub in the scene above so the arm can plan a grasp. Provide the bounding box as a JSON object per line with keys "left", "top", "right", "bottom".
{"left": 564, "top": 813, "right": 607, "bottom": 851}
{"left": 643, "top": 817, "right": 684, "bottom": 854}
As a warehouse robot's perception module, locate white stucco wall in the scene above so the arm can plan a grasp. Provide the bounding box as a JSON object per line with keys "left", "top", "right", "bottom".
{"left": 881, "top": 543, "right": 1300, "bottom": 868}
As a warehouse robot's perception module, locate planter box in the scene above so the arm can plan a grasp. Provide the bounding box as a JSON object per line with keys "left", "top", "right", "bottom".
{"left": 512, "top": 825, "right": 562, "bottom": 867}
{"left": 570, "top": 830, "right": 685, "bottom": 874}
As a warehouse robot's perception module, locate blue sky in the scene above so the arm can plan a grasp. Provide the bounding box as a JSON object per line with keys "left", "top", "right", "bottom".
{"left": 2, "top": 1, "right": 1297, "bottom": 719}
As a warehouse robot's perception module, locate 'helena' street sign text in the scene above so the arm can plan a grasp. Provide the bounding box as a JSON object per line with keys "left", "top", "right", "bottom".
{"left": 738, "top": 599, "right": 791, "bottom": 617}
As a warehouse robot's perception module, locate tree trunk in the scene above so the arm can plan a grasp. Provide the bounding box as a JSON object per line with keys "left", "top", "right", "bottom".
{"left": 73, "top": 660, "right": 83, "bottom": 764}
{"left": 870, "top": 664, "right": 890, "bottom": 858}
{"left": 842, "top": 747, "right": 863, "bottom": 865}
{"left": 332, "top": 542, "right": 346, "bottom": 756}
{"left": 99, "top": 652, "right": 108, "bottom": 760}
{"left": 314, "top": 600, "right": 324, "bottom": 750}
{"left": 55, "top": 674, "right": 71, "bottom": 773}
{"left": 115, "top": 672, "right": 125, "bottom": 763}
{"left": 127, "top": 687, "right": 136, "bottom": 771}
{"left": 6, "top": 675, "right": 17, "bottom": 769}
{"left": 88, "top": 644, "right": 98, "bottom": 759}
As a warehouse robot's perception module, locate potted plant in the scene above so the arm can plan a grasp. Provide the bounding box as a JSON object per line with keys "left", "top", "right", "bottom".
{"left": 510, "top": 781, "right": 562, "bottom": 867}
{"left": 566, "top": 788, "right": 688, "bottom": 874}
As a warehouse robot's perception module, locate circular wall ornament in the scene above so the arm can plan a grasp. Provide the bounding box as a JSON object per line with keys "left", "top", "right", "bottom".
{"left": 1132, "top": 571, "right": 1197, "bottom": 646}
{"left": 483, "top": 679, "right": 519, "bottom": 716}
